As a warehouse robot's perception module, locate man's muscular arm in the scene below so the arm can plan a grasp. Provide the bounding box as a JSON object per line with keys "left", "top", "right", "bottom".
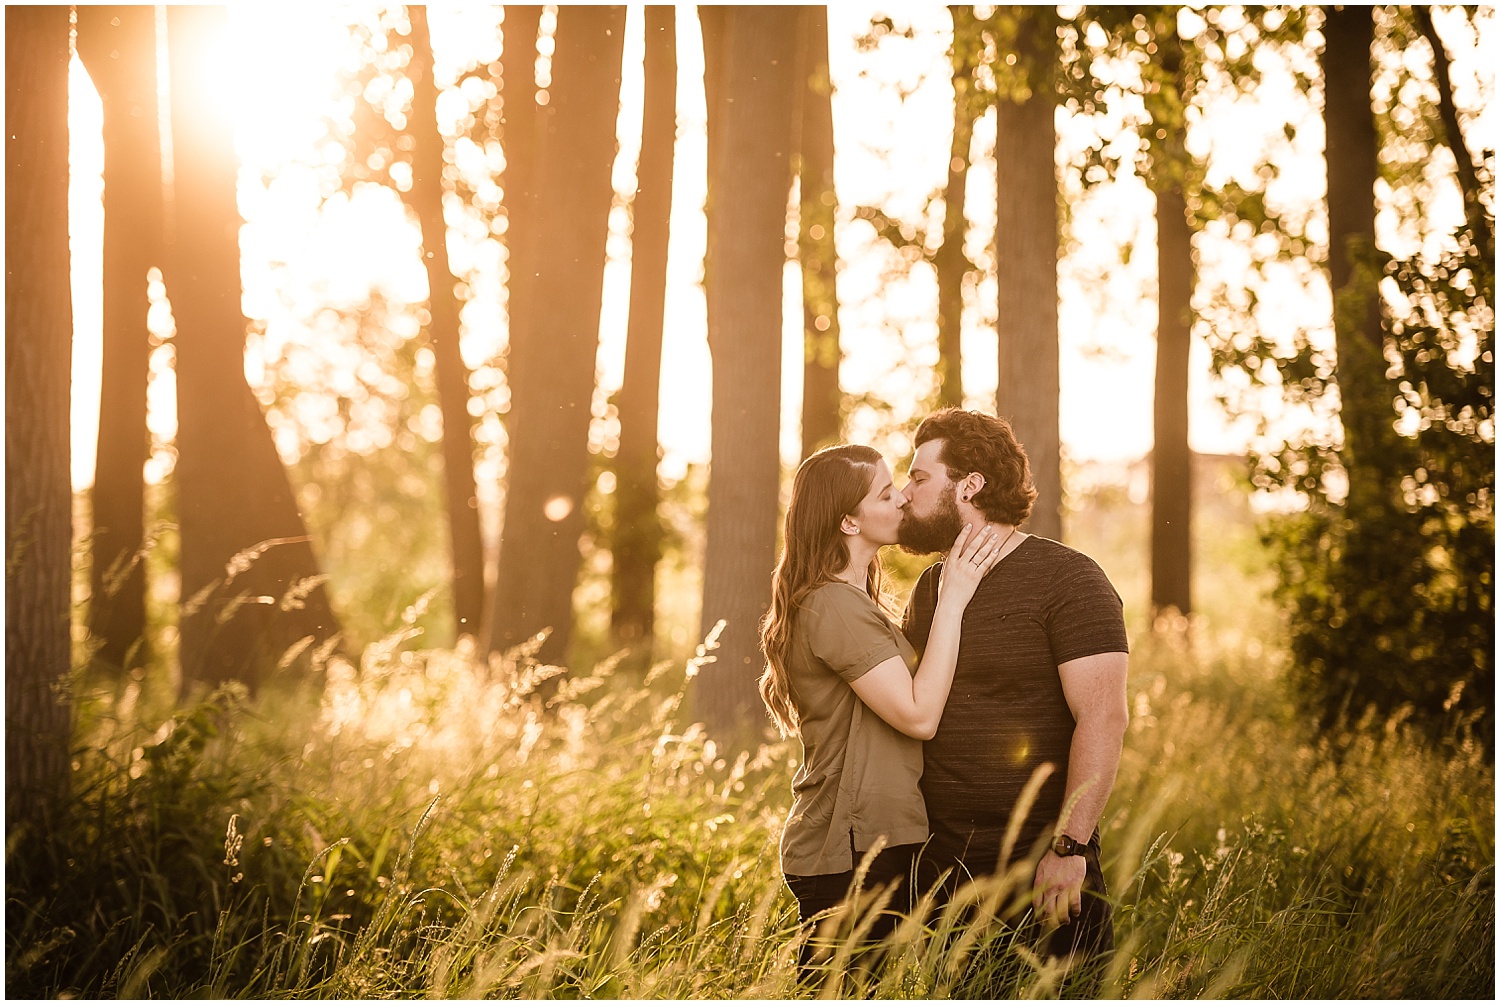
{"left": 1033, "top": 650, "right": 1129, "bottom": 926}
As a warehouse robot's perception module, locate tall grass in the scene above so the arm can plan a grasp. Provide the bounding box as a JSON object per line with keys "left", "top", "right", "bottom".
{"left": 7, "top": 602, "right": 1493, "bottom": 998}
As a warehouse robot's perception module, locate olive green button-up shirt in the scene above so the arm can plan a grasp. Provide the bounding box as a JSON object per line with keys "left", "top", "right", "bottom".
{"left": 779, "top": 582, "right": 927, "bottom": 877}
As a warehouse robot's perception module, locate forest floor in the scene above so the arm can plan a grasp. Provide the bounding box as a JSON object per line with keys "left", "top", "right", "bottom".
{"left": 9, "top": 458, "right": 1493, "bottom": 998}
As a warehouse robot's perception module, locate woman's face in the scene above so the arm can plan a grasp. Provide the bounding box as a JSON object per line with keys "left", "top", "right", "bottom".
{"left": 851, "top": 460, "right": 905, "bottom": 546}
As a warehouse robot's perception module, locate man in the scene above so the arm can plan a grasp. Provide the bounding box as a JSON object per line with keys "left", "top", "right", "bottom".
{"left": 898, "top": 408, "right": 1129, "bottom": 960}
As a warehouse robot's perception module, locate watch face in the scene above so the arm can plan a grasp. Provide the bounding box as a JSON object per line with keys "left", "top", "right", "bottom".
{"left": 1052, "top": 835, "right": 1083, "bottom": 856}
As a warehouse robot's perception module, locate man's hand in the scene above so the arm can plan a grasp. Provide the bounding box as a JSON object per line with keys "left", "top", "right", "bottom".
{"left": 1033, "top": 850, "right": 1087, "bottom": 927}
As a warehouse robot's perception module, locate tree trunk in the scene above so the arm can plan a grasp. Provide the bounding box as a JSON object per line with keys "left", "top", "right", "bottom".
{"left": 496, "top": 3, "right": 542, "bottom": 352}
{"left": 994, "top": 11, "right": 1062, "bottom": 541}
{"left": 1412, "top": 7, "right": 1492, "bottom": 255}
{"left": 5, "top": 4, "right": 74, "bottom": 824}
{"left": 165, "top": 6, "right": 340, "bottom": 689}
{"left": 1323, "top": 6, "right": 1398, "bottom": 533}
{"left": 696, "top": 6, "right": 802, "bottom": 742}
{"left": 798, "top": 6, "right": 841, "bottom": 460}
{"left": 699, "top": 8, "right": 727, "bottom": 169}
{"left": 1150, "top": 180, "right": 1192, "bottom": 615}
{"left": 611, "top": 5, "right": 676, "bottom": 655}
{"left": 935, "top": 5, "right": 980, "bottom": 410}
{"left": 483, "top": 3, "right": 539, "bottom": 657}
{"left": 489, "top": 6, "right": 626, "bottom": 664}
{"left": 76, "top": 6, "right": 161, "bottom": 676}
{"left": 407, "top": 7, "right": 486, "bottom": 642}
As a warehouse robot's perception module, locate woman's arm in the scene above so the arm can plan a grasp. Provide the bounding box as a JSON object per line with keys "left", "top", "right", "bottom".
{"left": 849, "top": 526, "right": 1002, "bottom": 739}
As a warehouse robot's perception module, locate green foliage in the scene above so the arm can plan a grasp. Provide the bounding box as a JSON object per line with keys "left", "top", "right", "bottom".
{"left": 1254, "top": 221, "right": 1494, "bottom": 736}
{"left": 252, "top": 8, "right": 509, "bottom": 652}
{"left": 1115, "top": 627, "right": 1493, "bottom": 998}
{"left": 7, "top": 683, "right": 275, "bottom": 998}
{"left": 261, "top": 296, "right": 456, "bottom": 651}
{"left": 9, "top": 595, "right": 1493, "bottom": 998}
{"left": 1066, "top": 6, "right": 1313, "bottom": 195}
{"left": 1196, "top": 3, "right": 1496, "bottom": 739}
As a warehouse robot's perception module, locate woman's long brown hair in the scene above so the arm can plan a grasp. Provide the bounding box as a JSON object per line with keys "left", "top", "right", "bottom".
{"left": 758, "top": 444, "right": 886, "bottom": 737}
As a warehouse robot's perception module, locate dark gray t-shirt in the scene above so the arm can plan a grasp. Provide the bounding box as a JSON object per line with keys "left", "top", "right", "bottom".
{"left": 901, "top": 535, "right": 1128, "bottom": 874}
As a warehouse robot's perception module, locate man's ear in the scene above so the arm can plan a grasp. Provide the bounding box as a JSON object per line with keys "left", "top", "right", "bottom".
{"left": 960, "top": 472, "right": 986, "bottom": 503}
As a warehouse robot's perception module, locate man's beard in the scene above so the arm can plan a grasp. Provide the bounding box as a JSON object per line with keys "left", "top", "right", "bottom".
{"left": 898, "top": 485, "right": 963, "bottom": 555}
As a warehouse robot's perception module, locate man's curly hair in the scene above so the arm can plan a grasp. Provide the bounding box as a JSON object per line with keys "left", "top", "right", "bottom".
{"left": 913, "top": 409, "right": 1037, "bottom": 526}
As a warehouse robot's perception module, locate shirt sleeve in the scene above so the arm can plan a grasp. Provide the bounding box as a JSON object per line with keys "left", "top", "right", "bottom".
{"left": 804, "top": 586, "right": 904, "bottom": 684}
{"left": 1045, "top": 553, "right": 1130, "bottom": 664}
{"left": 900, "top": 563, "right": 941, "bottom": 655}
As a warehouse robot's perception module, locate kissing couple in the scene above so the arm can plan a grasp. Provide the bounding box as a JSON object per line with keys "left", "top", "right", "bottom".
{"left": 759, "top": 407, "right": 1130, "bottom": 974}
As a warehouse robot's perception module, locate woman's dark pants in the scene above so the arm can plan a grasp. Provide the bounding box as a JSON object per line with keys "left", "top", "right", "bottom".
{"left": 784, "top": 841, "right": 923, "bottom": 971}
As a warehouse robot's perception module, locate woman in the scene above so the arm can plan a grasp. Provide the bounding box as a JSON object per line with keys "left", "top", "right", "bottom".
{"left": 758, "top": 444, "right": 1003, "bottom": 944}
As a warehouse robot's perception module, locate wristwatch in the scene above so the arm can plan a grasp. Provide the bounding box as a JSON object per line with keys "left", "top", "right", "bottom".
{"left": 1050, "top": 833, "right": 1089, "bottom": 858}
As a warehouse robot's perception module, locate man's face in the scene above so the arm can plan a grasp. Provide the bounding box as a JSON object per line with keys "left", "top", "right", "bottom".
{"left": 898, "top": 440, "right": 963, "bottom": 554}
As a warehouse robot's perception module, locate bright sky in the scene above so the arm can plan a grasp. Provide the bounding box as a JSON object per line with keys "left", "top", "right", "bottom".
{"left": 67, "top": 5, "right": 1495, "bottom": 497}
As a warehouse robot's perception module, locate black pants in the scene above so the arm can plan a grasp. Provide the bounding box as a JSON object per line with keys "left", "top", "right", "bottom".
{"left": 1038, "top": 834, "right": 1113, "bottom": 960}
{"left": 917, "top": 831, "right": 1114, "bottom": 960}
{"left": 784, "top": 841, "right": 923, "bottom": 964}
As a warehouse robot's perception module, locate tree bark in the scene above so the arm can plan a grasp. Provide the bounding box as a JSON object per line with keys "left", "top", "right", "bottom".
{"left": 407, "top": 7, "right": 486, "bottom": 642}
{"left": 611, "top": 6, "right": 676, "bottom": 655}
{"left": 798, "top": 6, "right": 841, "bottom": 460}
{"left": 994, "top": 10, "right": 1062, "bottom": 541}
{"left": 935, "top": 5, "right": 980, "bottom": 410}
{"left": 5, "top": 4, "right": 74, "bottom": 824}
{"left": 165, "top": 6, "right": 341, "bottom": 689}
{"left": 1150, "top": 181, "right": 1192, "bottom": 615}
{"left": 489, "top": 6, "right": 626, "bottom": 664}
{"left": 1321, "top": 6, "right": 1391, "bottom": 525}
{"left": 696, "top": 6, "right": 802, "bottom": 742}
{"left": 76, "top": 6, "right": 161, "bottom": 676}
